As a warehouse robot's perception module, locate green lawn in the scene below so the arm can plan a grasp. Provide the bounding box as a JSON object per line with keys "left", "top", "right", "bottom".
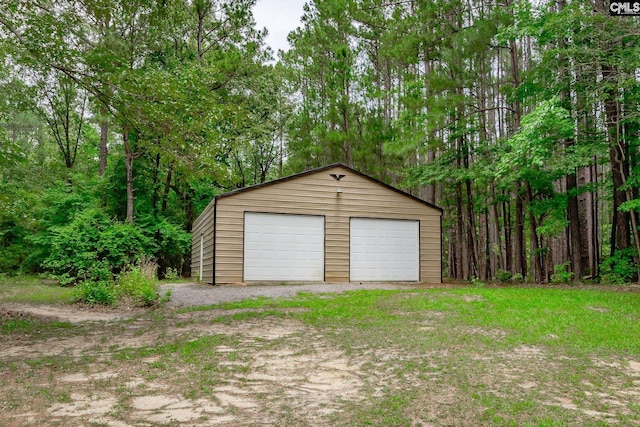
{"left": 0, "top": 275, "right": 74, "bottom": 305}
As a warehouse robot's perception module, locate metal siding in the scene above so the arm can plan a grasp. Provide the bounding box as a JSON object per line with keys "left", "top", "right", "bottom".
{"left": 191, "top": 199, "right": 215, "bottom": 283}
{"left": 212, "top": 165, "right": 442, "bottom": 284}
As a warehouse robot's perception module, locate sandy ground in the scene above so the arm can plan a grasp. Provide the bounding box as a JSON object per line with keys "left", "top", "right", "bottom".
{"left": 160, "top": 281, "right": 422, "bottom": 307}
{"left": 2, "top": 286, "right": 639, "bottom": 426}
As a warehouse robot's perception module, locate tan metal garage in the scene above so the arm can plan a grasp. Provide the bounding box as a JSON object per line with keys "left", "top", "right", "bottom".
{"left": 191, "top": 163, "right": 443, "bottom": 284}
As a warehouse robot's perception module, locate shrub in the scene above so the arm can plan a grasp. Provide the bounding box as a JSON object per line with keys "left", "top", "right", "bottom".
{"left": 471, "top": 277, "right": 486, "bottom": 287}
{"left": 42, "top": 208, "right": 152, "bottom": 283}
{"left": 496, "top": 269, "right": 512, "bottom": 283}
{"left": 600, "top": 248, "right": 638, "bottom": 285}
{"left": 137, "top": 215, "right": 190, "bottom": 276}
{"left": 164, "top": 267, "right": 180, "bottom": 281}
{"left": 73, "top": 280, "right": 116, "bottom": 305}
{"left": 551, "top": 262, "right": 573, "bottom": 284}
{"left": 116, "top": 259, "right": 160, "bottom": 306}
{"left": 511, "top": 273, "right": 524, "bottom": 283}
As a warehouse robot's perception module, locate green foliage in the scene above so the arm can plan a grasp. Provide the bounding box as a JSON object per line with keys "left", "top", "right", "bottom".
{"left": 164, "top": 267, "right": 180, "bottom": 281}
{"left": 73, "top": 280, "right": 116, "bottom": 305}
{"left": 115, "top": 259, "right": 161, "bottom": 307}
{"left": 599, "top": 249, "right": 638, "bottom": 285}
{"left": 496, "top": 269, "right": 512, "bottom": 283}
{"left": 138, "top": 215, "right": 190, "bottom": 271}
{"left": 497, "top": 98, "right": 574, "bottom": 182}
{"left": 42, "top": 208, "right": 152, "bottom": 283}
{"left": 551, "top": 262, "right": 573, "bottom": 284}
{"left": 72, "top": 258, "right": 162, "bottom": 307}
{"left": 471, "top": 277, "right": 486, "bottom": 287}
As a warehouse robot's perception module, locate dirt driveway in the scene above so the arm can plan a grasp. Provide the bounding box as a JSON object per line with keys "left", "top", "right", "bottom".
{"left": 161, "top": 282, "right": 419, "bottom": 307}
{"left": 2, "top": 285, "right": 639, "bottom": 426}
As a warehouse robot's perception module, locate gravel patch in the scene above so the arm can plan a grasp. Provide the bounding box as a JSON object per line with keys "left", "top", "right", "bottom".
{"left": 161, "top": 282, "right": 417, "bottom": 308}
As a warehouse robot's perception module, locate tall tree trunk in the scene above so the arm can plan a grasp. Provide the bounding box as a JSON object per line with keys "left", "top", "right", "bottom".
{"left": 567, "top": 171, "right": 582, "bottom": 280}
{"left": 456, "top": 182, "right": 465, "bottom": 280}
{"left": 99, "top": 120, "right": 108, "bottom": 176}
{"left": 590, "top": 158, "right": 600, "bottom": 276}
{"left": 526, "top": 183, "right": 544, "bottom": 282}
{"left": 161, "top": 163, "right": 173, "bottom": 214}
{"left": 603, "top": 64, "right": 631, "bottom": 253}
{"left": 465, "top": 178, "right": 478, "bottom": 278}
{"left": 502, "top": 190, "right": 512, "bottom": 272}
{"left": 514, "top": 185, "right": 526, "bottom": 278}
{"left": 123, "top": 126, "right": 135, "bottom": 223}
{"left": 507, "top": 18, "right": 524, "bottom": 279}
{"left": 490, "top": 181, "right": 502, "bottom": 273}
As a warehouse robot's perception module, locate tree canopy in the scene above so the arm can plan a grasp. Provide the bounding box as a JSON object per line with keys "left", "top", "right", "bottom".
{"left": 0, "top": 0, "right": 639, "bottom": 285}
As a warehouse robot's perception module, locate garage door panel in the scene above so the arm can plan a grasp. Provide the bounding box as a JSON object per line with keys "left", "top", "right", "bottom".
{"left": 350, "top": 218, "right": 419, "bottom": 281}
{"left": 244, "top": 213, "right": 324, "bottom": 281}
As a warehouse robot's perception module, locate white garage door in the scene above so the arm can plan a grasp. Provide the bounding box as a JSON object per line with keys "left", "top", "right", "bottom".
{"left": 350, "top": 218, "right": 419, "bottom": 281}
{"left": 244, "top": 213, "right": 324, "bottom": 281}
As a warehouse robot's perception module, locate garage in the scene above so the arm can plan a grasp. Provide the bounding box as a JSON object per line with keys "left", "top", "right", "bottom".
{"left": 191, "top": 163, "right": 443, "bottom": 284}
{"left": 350, "top": 218, "right": 419, "bottom": 281}
{"left": 244, "top": 213, "right": 324, "bottom": 281}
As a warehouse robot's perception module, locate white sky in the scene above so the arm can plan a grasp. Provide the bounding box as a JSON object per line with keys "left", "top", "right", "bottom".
{"left": 253, "top": 0, "right": 307, "bottom": 53}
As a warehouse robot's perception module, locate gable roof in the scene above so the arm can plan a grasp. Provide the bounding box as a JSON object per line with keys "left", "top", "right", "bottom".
{"left": 215, "top": 163, "right": 443, "bottom": 213}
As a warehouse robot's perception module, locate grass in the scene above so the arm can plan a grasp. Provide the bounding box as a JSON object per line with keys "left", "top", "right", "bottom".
{"left": 1, "top": 317, "right": 73, "bottom": 335}
{"left": 2, "top": 285, "right": 640, "bottom": 425}
{"left": 0, "top": 275, "right": 74, "bottom": 305}
{"left": 166, "top": 287, "right": 640, "bottom": 425}
{"left": 205, "top": 287, "right": 640, "bottom": 356}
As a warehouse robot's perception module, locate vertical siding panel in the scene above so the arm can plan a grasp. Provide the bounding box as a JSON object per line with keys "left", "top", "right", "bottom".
{"left": 191, "top": 199, "right": 215, "bottom": 282}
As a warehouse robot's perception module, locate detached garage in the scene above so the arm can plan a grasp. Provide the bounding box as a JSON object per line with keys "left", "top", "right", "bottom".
{"left": 191, "top": 163, "right": 443, "bottom": 284}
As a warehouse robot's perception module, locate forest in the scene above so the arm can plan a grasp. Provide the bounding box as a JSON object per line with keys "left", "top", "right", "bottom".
{"left": 0, "top": 0, "right": 638, "bottom": 286}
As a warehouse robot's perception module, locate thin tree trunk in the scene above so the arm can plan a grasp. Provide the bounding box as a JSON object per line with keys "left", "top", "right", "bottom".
{"left": 526, "top": 183, "right": 544, "bottom": 282}
{"left": 465, "top": 178, "right": 478, "bottom": 278}
{"left": 567, "top": 171, "right": 582, "bottom": 280}
{"left": 99, "top": 120, "right": 108, "bottom": 176}
{"left": 161, "top": 163, "right": 173, "bottom": 214}
{"left": 603, "top": 64, "right": 631, "bottom": 253}
{"left": 514, "top": 185, "right": 526, "bottom": 278}
{"left": 502, "top": 191, "right": 512, "bottom": 272}
{"left": 456, "top": 182, "right": 465, "bottom": 280}
{"left": 123, "top": 126, "right": 135, "bottom": 223}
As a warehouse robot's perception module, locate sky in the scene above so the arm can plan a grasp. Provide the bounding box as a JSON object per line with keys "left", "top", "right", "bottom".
{"left": 252, "top": 0, "right": 307, "bottom": 53}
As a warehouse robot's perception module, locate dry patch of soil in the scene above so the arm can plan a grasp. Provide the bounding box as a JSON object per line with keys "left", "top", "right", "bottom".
{"left": 2, "top": 302, "right": 139, "bottom": 323}
{"left": 1, "top": 309, "right": 369, "bottom": 426}
{"left": 2, "top": 302, "right": 640, "bottom": 425}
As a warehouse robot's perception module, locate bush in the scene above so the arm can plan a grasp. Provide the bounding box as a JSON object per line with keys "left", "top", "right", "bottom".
{"left": 551, "top": 262, "right": 573, "bottom": 284}
{"left": 496, "top": 269, "right": 512, "bottom": 283}
{"left": 600, "top": 248, "right": 638, "bottom": 285}
{"left": 42, "top": 208, "right": 152, "bottom": 283}
{"left": 116, "top": 259, "right": 160, "bottom": 306}
{"left": 73, "top": 280, "right": 116, "bottom": 305}
{"left": 164, "top": 267, "right": 180, "bottom": 281}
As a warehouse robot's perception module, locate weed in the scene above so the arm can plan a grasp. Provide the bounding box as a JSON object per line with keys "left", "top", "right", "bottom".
{"left": 496, "top": 269, "right": 513, "bottom": 282}
{"left": 116, "top": 263, "right": 159, "bottom": 307}
{"left": 164, "top": 267, "right": 180, "bottom": 281}
{"left": 551, "top": 262, "right": 574, "bottom": 284}
{"left": 73, "top": 280, "right": 116, "bottom": 305}
{"left": 600, "top": 248, "right": 638, "bottom": 284}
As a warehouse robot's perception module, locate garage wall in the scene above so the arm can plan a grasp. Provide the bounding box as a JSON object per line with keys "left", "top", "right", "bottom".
{"left": 213, "top": 165, "right": 442, "bottom": 284}
{"left": 191, "top": 199, "right": 215, "bottom": 282}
